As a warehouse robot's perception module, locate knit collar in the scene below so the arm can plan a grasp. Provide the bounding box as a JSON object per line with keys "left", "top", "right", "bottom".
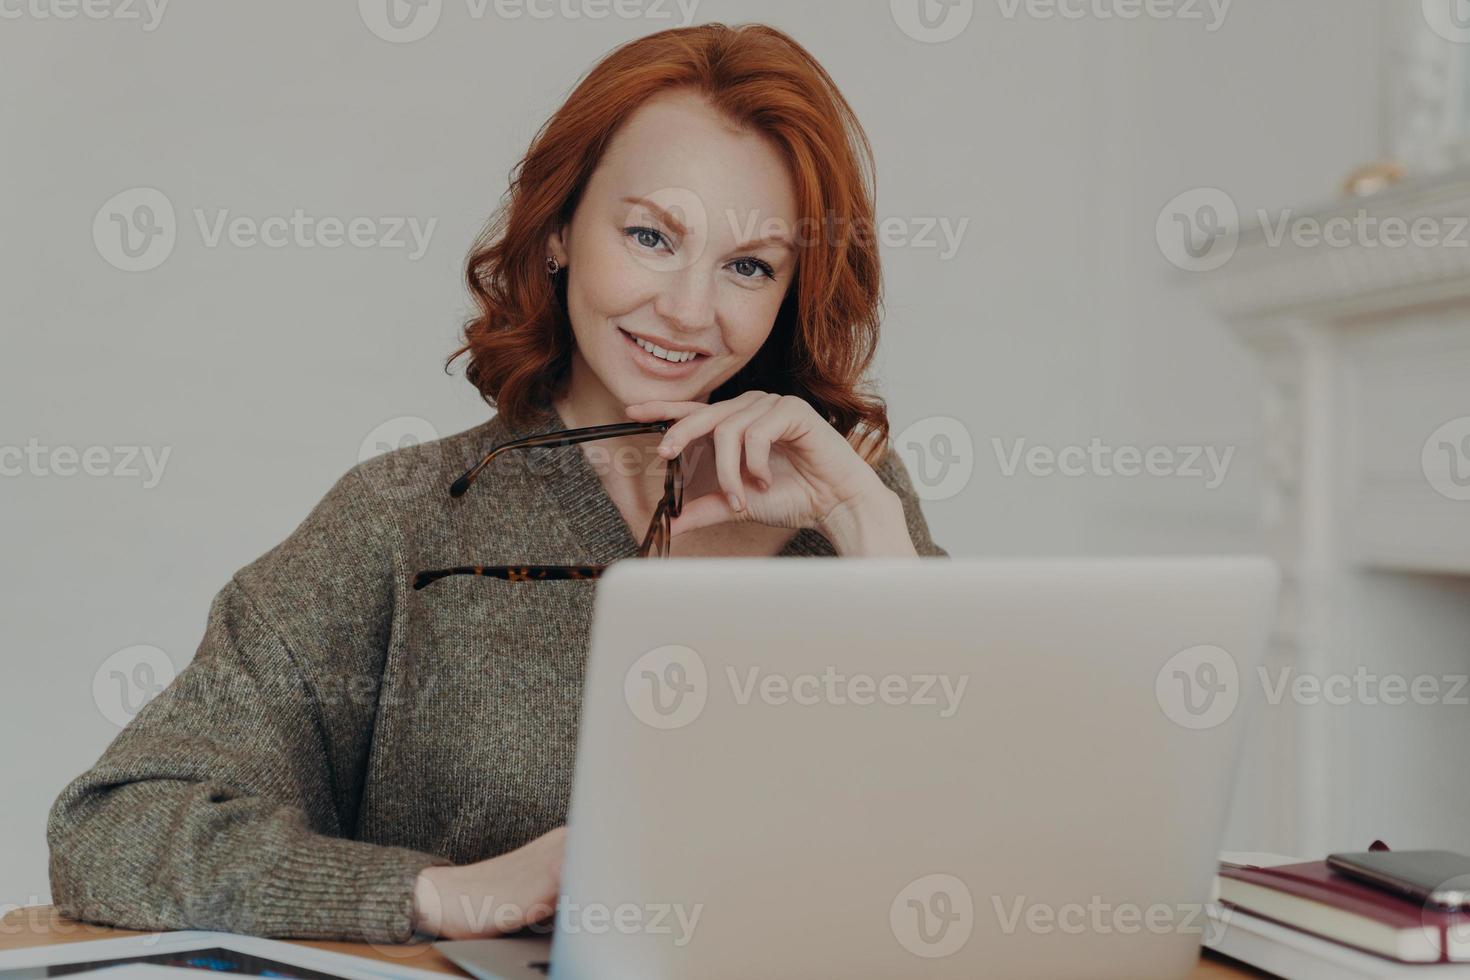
{"left": 488, "top": 402, "right": 835, "bottom": 562}
{"left": 488, "top": 402, "right": 643, "bottom": 567}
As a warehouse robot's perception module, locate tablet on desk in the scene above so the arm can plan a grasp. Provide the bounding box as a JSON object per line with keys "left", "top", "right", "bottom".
{"left": 0, "top": 932, "right": 447, "bottom": 980}
{"left": 0, "top": 945, "right": 341, "bottom": 980}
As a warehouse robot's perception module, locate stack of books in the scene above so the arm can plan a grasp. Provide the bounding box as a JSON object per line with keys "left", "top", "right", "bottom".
{"left": 1206, "top": 852, "right": 1470, "bottom": 979}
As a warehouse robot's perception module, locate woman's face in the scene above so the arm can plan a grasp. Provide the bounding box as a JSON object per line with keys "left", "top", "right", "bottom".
{"left": 548, "top": 89, "right": 800, "bottom": 412}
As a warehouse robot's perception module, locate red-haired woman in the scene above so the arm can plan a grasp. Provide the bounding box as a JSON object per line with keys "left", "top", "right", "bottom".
{"left": 47, "top": 23, "right": 946, "bottom": 943}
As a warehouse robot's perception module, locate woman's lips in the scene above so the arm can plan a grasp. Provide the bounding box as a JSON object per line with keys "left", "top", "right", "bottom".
{"left": 619, "top": 327, "right": 707, "bottom": 378}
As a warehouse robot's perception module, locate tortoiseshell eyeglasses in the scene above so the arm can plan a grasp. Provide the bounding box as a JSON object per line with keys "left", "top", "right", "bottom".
{"left": 412, "top": 420, "right": 683, "bottom": 589}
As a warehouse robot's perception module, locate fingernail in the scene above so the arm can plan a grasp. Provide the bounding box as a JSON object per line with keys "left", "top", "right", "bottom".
{"left": 728, "top": 492, "right": 742, "bottom": 512}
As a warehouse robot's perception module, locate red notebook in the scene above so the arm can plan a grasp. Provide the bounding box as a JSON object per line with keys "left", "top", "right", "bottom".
{"left": 1218, "top": 860, "right": 1470, "bottom": 963}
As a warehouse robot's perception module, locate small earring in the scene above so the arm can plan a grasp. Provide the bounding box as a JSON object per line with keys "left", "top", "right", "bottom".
{"left": 546, "top": 256, "right": 561, "bottom": 275}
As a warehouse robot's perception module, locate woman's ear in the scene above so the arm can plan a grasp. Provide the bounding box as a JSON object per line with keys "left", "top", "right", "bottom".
{"left": 545, "top": 225, "right": 569, "bottom": 267}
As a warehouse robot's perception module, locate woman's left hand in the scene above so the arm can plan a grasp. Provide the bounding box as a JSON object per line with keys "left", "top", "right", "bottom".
{"left": 625, "top": 391, "right": 913, "bottom": 555}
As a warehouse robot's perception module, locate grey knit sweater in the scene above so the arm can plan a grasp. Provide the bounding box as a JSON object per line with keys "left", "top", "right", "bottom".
{"left": 46, "top": 403, "right": 947, "bottom": 944}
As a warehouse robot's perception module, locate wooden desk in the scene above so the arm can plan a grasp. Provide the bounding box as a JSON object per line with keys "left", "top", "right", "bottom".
{"left": 0, "top": 906, "right": 1273, "bottom": 978}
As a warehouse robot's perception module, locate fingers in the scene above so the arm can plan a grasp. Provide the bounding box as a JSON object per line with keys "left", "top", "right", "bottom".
{"left": 739, "top": 394, "right": 816, "bottom": 497}
{"left": 628, "top": 392, "right": 820, "bottom": 520}
{"left": 645, "top": 390, "right": 769, "bottom": 459}
{"left": 742, "top": 399, "right": 803, "bottom": 490}
{"left": 712, "top": 393, "right": 780, "bottom": 510}
{"left": 670, "top": 490, "right": 742, "bottom": 537}
{"left": 524, "top": 901, "right": 557, "bottom": 928}
{"left": 624, "top": 400, "right": 704, "bottom": 422}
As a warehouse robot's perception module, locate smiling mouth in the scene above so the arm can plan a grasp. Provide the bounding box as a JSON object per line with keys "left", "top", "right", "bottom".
{"left": 618, "top": 327, "right": 709, "bottom": 364}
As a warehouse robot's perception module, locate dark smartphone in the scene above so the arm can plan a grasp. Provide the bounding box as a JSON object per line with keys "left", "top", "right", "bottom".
{"left": 1326, "top": 850, "right": 1470, "bottom": 908}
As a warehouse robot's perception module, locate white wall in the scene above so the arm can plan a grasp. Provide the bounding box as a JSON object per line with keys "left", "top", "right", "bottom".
{"left": 1, "top": 0, "right": 1385, "bottom": 908}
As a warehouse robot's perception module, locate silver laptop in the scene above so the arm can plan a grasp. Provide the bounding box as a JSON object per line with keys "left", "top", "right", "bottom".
{"left": 438, "top": 556, "right": 1278, "bottom": 980}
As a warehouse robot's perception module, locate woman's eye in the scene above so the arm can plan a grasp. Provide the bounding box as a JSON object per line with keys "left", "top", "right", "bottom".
{"left": 730, "top": 257, "right": 777, "bottom": 281}
{"left": 626, "top": 226, "right": 668, "bottom": 251}
{"left": 626, "top": 227, "right": 775, "bottom": 282}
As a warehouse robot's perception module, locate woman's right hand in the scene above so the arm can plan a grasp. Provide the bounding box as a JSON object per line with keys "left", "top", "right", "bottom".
{"left": 411, "top": 826, "right": 567, "bottom": 939}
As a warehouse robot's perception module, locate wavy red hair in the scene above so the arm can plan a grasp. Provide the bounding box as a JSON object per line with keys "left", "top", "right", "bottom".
{"left": 449, "top": 22, "right": 889, "bottom": 463}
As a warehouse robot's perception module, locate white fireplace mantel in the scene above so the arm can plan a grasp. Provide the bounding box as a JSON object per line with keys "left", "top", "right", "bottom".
{"left": 1196, "top": 172, "right": 1470, "bottom": 857}
{"left": 1205, "top": 171, "right": 1470, "bottom": 325}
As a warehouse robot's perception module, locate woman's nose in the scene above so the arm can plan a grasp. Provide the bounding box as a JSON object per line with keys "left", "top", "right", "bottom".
{"left": 653, "top": 264, "right": 717, "bottom": 335}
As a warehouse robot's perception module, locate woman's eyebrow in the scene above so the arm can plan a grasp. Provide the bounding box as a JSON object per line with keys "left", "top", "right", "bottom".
{"left": 621, "top": 195, "right": 795, "bottom": 252}
{"left": 622, "top": 196, "right": 690, "bottom": 237}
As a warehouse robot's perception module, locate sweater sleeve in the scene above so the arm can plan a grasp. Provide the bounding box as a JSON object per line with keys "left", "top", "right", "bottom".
{"left": 46, "top": 464, "right": 452, "bottom": 942}
{"left": 874, "top": 445, "right": 950, "bottom": 558}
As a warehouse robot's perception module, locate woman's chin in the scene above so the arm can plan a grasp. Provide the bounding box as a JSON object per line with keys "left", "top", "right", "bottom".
{"left": 615, "top": 381, "right": 699, "bottom": 408}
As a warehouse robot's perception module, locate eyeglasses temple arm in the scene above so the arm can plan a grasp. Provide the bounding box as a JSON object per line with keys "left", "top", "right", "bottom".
{"left": 450, "top": 447, "right": 503, "bottom": 498}
{"left": 449, "top": 420, "right": 673, "bottom": 497}
{"left": 413, "top": 564, "right": 606, "bottom": 587}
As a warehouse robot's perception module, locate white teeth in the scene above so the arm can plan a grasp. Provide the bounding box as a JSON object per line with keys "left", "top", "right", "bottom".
{"left": 633, "top": 334, "right": 697, "bottom": 363}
